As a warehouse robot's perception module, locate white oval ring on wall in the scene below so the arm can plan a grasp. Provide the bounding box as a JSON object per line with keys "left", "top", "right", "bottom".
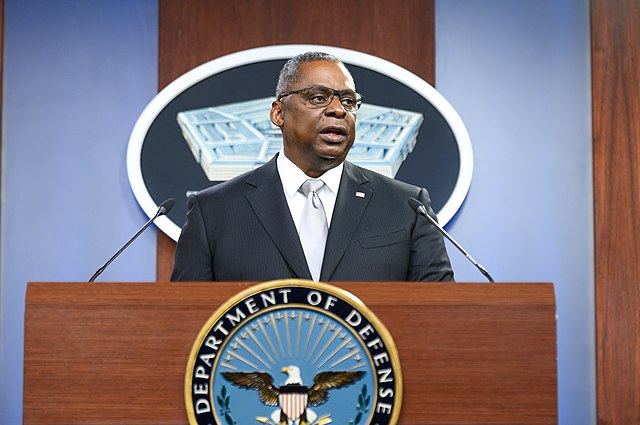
{"left": 127, "top": 44, "right": 473, "bottom": 242}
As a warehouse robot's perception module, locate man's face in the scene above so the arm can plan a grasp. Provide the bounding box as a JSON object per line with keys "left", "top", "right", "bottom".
{"left": 270, "top": 61, "right": 357, "bottom": 177}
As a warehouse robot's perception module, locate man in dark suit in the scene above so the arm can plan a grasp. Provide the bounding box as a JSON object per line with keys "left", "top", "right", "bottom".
{"left": 171, "top": 52, "right": 454, "bottom": 282}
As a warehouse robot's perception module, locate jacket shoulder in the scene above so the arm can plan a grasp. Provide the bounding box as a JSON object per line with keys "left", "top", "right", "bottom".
{"left": 194, "top": 159, "right": 277, "bottom": 200}
{"left": 345, "top": 161, "right": 422, "bottom": 195}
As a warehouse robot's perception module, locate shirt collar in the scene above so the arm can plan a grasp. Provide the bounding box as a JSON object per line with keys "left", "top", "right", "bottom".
{"left": 277, "top": 151, "right": 343, "bottom": 197}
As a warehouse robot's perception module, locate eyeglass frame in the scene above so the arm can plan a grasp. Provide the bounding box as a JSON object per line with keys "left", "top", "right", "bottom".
{"left": 277, "top": 85, "right": 363, "bottom": 111}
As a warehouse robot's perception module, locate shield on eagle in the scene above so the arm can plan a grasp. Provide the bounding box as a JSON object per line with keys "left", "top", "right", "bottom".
{"left": 278, "top": 385, "right": 309, "bottom": 421}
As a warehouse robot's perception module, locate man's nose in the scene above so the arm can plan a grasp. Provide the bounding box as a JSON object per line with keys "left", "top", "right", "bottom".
{"left": 324, "top": 95, "right": 347, "bottom": 117}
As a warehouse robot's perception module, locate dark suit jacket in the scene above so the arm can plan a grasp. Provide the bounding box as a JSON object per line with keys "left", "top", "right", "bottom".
{"left": 171, "top": 156, "right": 454, "bottom": 282}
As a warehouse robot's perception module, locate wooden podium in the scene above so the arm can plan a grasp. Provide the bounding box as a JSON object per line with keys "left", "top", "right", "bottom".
{"left": 23, "top": 282, "right": 557, "bottom": 424}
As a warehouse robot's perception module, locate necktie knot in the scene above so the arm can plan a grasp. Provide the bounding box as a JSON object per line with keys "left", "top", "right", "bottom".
{"left": 299, "top": 179, "right": 325, "bottom": 195}
{"left": 299, "top": 179, "right": 325, "bottom": 209}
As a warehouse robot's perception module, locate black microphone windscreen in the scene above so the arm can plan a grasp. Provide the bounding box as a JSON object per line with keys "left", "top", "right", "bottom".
{"left": 158, "top": 198, "right": 175, "bottom": 215}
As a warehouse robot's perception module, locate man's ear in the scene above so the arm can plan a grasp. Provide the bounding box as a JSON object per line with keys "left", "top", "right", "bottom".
{"left": 270, "top": 101, "right": 284, "bottom": 128}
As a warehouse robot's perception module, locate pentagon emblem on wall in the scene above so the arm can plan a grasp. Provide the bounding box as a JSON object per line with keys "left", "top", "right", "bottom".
{"left": 177, "top": 99, "right": 423, "bottom": 181}
{"left": 185, "top": 280, "right": 402, "bottom": 425}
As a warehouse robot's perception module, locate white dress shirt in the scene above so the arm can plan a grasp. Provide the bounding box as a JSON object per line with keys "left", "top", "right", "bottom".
{"left": 277, "top": 151, "right": 343, "bottom": 232}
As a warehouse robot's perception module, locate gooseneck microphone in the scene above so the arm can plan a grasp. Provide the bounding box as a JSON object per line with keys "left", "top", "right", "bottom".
{"left": 408, "top": 197, "right": 495, "bottom": 283}
{"left": 88, "top": 198, "right": 175, "bottom": 283}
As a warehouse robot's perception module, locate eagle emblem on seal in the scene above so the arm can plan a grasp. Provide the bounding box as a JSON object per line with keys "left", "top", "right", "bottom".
{"left": 222, "top": 365, "right": 364, "bottom": 425}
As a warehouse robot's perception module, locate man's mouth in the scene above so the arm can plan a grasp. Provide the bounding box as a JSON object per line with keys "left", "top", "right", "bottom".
{"left": 319, "top": 126, "right": 347, "bottom": 142}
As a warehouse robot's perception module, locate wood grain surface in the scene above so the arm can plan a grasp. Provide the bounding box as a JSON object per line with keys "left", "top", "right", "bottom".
{"left": 591, "top": 0, "right": 640, "bottom": 423}
{"left": 24, "top": 282, "right": 556, "bottom": 424}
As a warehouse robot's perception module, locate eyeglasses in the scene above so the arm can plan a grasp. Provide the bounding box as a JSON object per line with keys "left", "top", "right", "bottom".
{"left": 277, "top": 85, "right": 363, "bottom": 111}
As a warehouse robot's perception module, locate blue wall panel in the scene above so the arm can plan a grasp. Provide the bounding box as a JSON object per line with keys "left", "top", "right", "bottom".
{"left": 436, "top": 1, "right": 594, "bottom": 424}
{"left": 1, "top": 1, "right": 158, "bottom": 422}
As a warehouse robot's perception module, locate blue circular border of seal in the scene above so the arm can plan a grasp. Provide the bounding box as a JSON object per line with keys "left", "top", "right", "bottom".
{"left": 184, "top": 279, "right": 403, "bottom": 425}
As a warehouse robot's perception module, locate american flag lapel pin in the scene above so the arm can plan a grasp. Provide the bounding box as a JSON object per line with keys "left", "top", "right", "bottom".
{"left": 355, "top": 191, "right": 366, "bottom": 198}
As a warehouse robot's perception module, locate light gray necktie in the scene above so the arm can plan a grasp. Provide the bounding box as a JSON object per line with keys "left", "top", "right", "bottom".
{"left": 298, "top": 179, "right": 328, "bottom": 281}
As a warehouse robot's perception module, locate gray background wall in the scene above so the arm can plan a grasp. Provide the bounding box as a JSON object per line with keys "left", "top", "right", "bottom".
{"left": 0, "top": 1, "right": 593, "bottom": 423}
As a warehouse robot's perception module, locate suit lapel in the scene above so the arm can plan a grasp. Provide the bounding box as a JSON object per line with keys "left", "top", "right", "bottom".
{"left": 245, "top": 157, "right": 311, "bottom": 279}
{"left": 321, "top": 162, "right": 372, "bottom": 281}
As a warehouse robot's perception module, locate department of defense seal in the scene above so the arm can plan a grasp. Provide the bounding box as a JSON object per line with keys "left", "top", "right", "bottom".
{"left": 185, "top": 280, "right": 402, "bottom": 425}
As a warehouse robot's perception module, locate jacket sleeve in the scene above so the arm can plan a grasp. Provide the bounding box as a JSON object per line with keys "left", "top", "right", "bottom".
{"left": 408, "top": 188, "right": 455, "bottom": 282}
{"left": 171, "top": 194, "right": 215, "bottom": 281}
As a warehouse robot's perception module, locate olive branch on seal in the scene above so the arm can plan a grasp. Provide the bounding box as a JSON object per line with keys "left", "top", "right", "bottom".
{"left": 349, "top": 384, "right": 370, "bottom": 425}
{"left": 216, "top": 385, "right": 236, "bottom": 425}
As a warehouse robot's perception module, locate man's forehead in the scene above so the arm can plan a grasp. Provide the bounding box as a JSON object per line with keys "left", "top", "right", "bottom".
{"left": 297, "top": 61, "right": 355, "bottom": 90}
